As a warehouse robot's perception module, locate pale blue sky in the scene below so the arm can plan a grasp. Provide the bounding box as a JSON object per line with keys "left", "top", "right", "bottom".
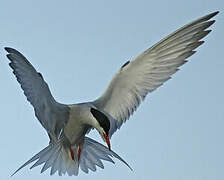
{"left": 0, "top": 1, "right": 223, "bottom": 180}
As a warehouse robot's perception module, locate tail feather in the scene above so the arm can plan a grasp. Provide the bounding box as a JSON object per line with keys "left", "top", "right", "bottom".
{"left": 30, "top": 144, "right": 56, "bottom": 169}
{"left": 41, "top": 144, "right": 61, "bottom": 173}
{"left": 85, "top": 147, "right": 104, "bottom": 168}
{"left": 51, "top": 147, "right": 67, "bottom": 176}
{"left": 11, "top": 137, "right": 132, "bottom": 176}
{"left": 85, "top": 140, "right": 115, "bottom": 163}
{"left": 56, "top": 150, "right": 65, "bottom": 176}
{"left": 81, "top": 137, "right": 133, "bottom": 172}
{"left": 50, "top": 147, "right": 61, "bottom": 175}
{"left": 84, "top": 156, "right": 97, "bottom": 172}
{"left": 80, "top": 158, "right": 89, "bottom": 173}
{"left": 11, "top": 145, "right": 52, "bottom": 176}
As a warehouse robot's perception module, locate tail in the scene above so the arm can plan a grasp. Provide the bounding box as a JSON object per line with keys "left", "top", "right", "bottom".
{"left": 11, "top": 137, "right": 132, "bottom": 176}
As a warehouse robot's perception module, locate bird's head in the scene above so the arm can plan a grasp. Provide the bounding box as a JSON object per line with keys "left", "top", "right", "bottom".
{"left": 90, "top": 108, "right": 111, "bottom": 150}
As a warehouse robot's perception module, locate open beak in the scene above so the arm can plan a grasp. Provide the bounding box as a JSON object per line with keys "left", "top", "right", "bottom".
{"left": 103, "top": 133, "right": 111, "bottom": 151}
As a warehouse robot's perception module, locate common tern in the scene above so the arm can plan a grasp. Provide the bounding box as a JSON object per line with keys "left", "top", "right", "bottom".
{"left": 6, "top": 11, "right": 218, "bottom": 176}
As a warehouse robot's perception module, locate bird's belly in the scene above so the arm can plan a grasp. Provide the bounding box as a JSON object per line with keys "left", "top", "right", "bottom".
{"left": 64, "top": 104, "right": 93, "bottom": 145}
{"left": 64, "top": 120, "right": 87, "bottom": 145}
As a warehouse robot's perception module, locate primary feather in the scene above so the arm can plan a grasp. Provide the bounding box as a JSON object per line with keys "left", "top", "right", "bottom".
{"left": 5, "top": 47, "right": 69, "bottom": 138}
{"left": 93, "top": 11, "right": 218, "bottom": 136}
{"left": 6, "top": 11, "right": 218, "bottom": 176}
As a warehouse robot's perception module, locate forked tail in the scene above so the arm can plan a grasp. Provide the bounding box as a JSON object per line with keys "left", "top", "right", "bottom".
{"left": 12, "top": 137, "right": 132, "bottom": 176}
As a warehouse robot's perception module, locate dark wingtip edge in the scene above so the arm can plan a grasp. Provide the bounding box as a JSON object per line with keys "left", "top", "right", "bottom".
{"left": 5, "top": 47, "right": 11, "bottom": 53}
{"left": 212, "top": 11, "right": 219, "bottom": 16}
{"left": 208, "top": 11, "right": 219, "bottom": 19}
{"left": 4, "top": 47, "right": 23, "bottom": 56}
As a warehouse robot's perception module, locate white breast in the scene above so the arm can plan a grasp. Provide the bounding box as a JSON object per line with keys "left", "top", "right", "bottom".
{"left": 64, "top": 104, "right": 94, "bottom": 144}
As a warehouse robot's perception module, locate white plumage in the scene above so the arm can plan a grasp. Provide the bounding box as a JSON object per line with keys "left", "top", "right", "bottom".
{"left": 93, "top": 11, "right": 218, "bottom": 136}
{"left": 6, "top": 11, "right": 218, "bottom": 176}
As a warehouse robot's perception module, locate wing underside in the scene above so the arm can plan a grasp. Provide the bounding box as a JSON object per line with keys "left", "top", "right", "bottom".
{"left": 93, "top": 11, "right": 219, "bottom": 136}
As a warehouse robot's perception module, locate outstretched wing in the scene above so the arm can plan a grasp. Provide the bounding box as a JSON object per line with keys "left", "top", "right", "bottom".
{"left": 5, "top": 47, "right": 69, "bottom": 137}
{"left": 93, "top": 11, "right": 218, "bottom": 136}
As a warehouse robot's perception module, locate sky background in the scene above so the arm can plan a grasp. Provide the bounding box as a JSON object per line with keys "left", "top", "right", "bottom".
{"left": 0, "top": 1, "right": 223, "bottom": 180}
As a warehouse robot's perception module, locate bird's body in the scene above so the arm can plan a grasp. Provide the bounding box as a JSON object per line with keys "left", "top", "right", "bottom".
{"left": 65, "top": 104, "right": 92, "bottom": 144}
{"left": 5, "top": 11, "right": 218, "bottom": 176}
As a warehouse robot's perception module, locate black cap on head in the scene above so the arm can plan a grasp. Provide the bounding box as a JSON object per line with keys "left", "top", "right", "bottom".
{"left": 90, "top": 108, "right": 110, "bottom": 136}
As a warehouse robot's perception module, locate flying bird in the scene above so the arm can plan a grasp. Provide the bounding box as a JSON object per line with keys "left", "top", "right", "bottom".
{"left": 6, "top": 11, "right": 218, "bottom": 176}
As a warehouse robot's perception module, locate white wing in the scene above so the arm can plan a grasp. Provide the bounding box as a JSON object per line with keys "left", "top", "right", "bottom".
{"left": 93, "top": 11, "right": 218, "bottom": 136}
{"left": 5, "top": 47, "right": 69, "bottom": 138}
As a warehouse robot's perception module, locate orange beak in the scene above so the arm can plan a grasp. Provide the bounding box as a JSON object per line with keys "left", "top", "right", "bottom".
{"left": 103, "top": 133, "right": 111, "bottom": 151}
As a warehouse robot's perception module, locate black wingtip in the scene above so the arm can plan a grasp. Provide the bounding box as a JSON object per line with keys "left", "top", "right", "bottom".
{"left": 209, "top": 11, "right": 219, "bottom": 19}
{"left": 200, "top": 11, "right": 219, "bottom": 23}
{"left": 209, "top": 20, "right": 216, "bottom": 25}
{"left": 4, "top": 47, "right": 22, "bottom": 55}
{"left": 4, "top": 47, "right": 28, "bottom": 61}
{"left": 213, "top": 11, "right": 219, "bottom": 16}
{"left": 4, "top": 47, "right": 17, "bottom": 54}
{"left": 5, "top": 47, "right": 11, "bottom": 53}
{"left": 6, "top": 54, "right": 12, "bottom": 61}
